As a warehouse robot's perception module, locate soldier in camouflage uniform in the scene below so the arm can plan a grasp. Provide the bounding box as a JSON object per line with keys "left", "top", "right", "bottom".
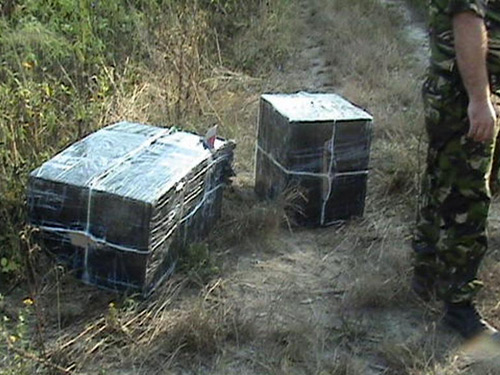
{"left": 413, "top": 0, "right": 500, "bottom": 338}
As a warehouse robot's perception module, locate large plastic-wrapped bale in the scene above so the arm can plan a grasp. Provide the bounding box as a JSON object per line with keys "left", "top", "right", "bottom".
{"left": 28, "top": 122, "right": 235, "bottom": 295}
{"left": 255, "top": 92, "right": 373, "bottom": 226}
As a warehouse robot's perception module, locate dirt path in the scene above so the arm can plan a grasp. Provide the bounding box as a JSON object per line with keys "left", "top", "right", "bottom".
{"left": 216, "top": 1, "right": 452, "bottom": 374}
{"left": 17, "top": 1, "right": 500, "bottom": 374}
{"left": 380, "top": 0, "right": 428, "bottom": 63}
{"left": 295, "top": 0, "right": 336, "bottom": 91}
{"left": 219, "top": 0, "right": 500, "bottom": 373}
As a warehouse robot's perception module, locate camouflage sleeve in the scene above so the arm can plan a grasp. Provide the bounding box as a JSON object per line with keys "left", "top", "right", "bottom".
{"left": 447, "top": 0, "right": 486, "bottom": 17}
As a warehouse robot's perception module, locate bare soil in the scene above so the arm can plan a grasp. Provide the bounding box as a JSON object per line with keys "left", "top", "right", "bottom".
{"left": 213, "top": 0, "right": 500, "bottom": 373}
{"left": 210, "top": 0, "right": 457, "bottom": 373}
{"left": 5, "top": 0, "right": 500, "bottom": 374}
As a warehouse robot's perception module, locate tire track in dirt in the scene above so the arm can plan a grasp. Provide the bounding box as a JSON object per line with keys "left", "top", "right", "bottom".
{"left": 292, "top": 1, "right": 500, "bottom": 372}
{"left": 293, "top": 0, "right": 336, "bottom": 91}
{"left": 226, "top": 1, "right": 433, "bottom": 373}
{"left": 223, "top": 1, "right": 471, "bottom": 374}
{"left": 380, "top": 0, "right": 428, "bottom": 65}
{"left": 274, "top": 1, "right": 463, "bottom": 374}
{"left": 295, "top": 0, "right": 429, "bottom": 90}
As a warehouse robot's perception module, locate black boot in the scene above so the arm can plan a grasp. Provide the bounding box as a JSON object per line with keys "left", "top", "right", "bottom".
{"left": 444, "top": 302, "right": 498, "bottom": 339}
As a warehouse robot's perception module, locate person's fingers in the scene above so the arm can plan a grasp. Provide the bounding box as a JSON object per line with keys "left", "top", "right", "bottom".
{"left": 476, "top": 123, "right": 487, "bottom": 141}
{"left": 468, "top": 123, "right": 475, "bottom": 138}
{"left": 485, "top": 125, "right": 493, "bottom": 142}
{"left": 478, "top": 123, "right": 489, "bottom": 142}
{"left": 467, "top": 104, "right": 496, "bottom": 142}
{"left": 469, "top": 123, "right": 478, "bottom": 139}
{"left": 478, "top": 122, "right": 494, "bottom": 142}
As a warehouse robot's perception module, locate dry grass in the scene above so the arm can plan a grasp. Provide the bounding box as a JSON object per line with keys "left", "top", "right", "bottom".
{"left": 315, "top": 0, "right": 425, "bottom": 204}
{"left": 295, "top": 0, "right": 426, "bottom": 208}
{"left": 5, "top": 0, "right": 500, "bottom": 374}
{"left": 337, "top": 214, "right": 412, "bottom": 310}
{"left": 31, "top": 275, "right": 255, "bottom": 374}
{"left": 1, "top": 0, "right": 303, "bottom": 373}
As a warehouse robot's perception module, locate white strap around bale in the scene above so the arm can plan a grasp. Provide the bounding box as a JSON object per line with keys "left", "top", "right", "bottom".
{"left": 256, "top": 128, "right": 368, "bottom": 226}
{"left": 38, "top": 129, "right": 228, "bottom": 255}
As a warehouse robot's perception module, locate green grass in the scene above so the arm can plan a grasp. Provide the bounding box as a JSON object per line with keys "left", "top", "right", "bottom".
{"left": 0, "top": 1, "right": 299, "bottom": 370}
{"left": 0, "top": 0, "right": 295, "bottom": 281}
{"left": 4, "top": 0, "right": 483, "bottom": 374}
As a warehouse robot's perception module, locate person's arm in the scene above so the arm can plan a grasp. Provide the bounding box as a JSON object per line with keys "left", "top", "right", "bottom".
{"left": 453, "top": 11, "right": 496, "bottom": 142}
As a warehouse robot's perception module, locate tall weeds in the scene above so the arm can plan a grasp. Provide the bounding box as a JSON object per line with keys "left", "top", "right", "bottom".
{"left": 0, "top": 0, "right": 294, "bottom": 280}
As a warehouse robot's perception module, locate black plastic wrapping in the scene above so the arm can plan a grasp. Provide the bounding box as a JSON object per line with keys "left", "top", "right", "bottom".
{"left": 28, "top": 122, "right": 235, "bottom": 294}
{"left": 255, "top": 92, "right": 373, "bottom": 226}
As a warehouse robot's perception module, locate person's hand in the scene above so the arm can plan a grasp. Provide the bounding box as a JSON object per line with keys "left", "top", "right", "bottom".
{"left": 467, "top": 97, "right": 497, "bottom": 142}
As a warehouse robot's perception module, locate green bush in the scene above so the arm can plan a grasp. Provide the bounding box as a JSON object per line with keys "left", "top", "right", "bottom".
{"left": 0, "top": 0, "right": 289, "bottom": 281}
{"left": 0, "top": 0, "right": 144, "bottom": 280}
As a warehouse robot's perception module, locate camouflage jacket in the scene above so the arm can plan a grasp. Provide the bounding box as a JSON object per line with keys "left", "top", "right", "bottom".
{"left": 429, "top": 0, "right": 500, "bottom": 87}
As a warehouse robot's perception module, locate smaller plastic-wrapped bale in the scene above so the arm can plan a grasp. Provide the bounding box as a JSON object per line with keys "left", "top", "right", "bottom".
{"left": 28, "top": 122, "right": 235, "bottom": 295}
{"left": 255, "top": 92, "right": 373, "bottom": 226}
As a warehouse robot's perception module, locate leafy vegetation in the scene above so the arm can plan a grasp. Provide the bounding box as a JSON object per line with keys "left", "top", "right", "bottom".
{"left": 5, "top": 0, "right": 495, "bottom": 374}
{"left": 0, "top": 0, "right": 294, "bottom": 282}
{"left": 0, "top": 0, "right": 298, "bottom": 370}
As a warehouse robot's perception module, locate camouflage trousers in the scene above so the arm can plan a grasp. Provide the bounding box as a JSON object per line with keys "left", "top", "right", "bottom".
{"left": 413, "top": 72, "right": 500, "bottom": 304}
